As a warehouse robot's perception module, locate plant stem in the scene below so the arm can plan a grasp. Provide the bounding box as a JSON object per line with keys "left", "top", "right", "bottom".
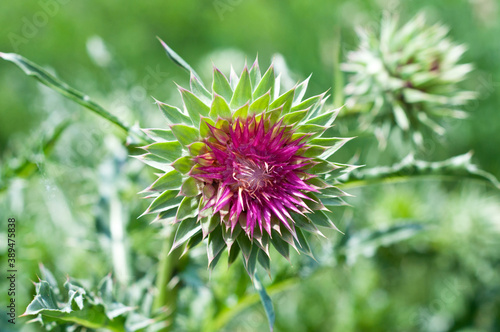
{"left": 153, "top": 231, "right": 182, "bottom": 331}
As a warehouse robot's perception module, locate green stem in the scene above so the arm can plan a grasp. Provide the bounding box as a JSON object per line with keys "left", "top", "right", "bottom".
{"left": 153, "top": 232, "right": 182, "bottom": 331}
{"left": 336, "top": 152, "right": 500, "bottom": 190}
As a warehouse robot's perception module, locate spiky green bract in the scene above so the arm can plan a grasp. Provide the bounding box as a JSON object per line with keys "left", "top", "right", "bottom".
{"left": 139, "top": 60, "right": 353, "bottom": 276}
{"left": 342, "top": 13, "right": 476, "bottom": 146}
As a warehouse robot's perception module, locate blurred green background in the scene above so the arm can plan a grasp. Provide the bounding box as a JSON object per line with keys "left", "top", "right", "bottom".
{"left": 1, "top": 0, "right": 499, "bottom": 331}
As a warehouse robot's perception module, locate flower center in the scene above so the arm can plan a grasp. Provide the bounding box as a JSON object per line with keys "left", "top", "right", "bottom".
{"left": 233, "top": 158, "right": 274, "bottom": 195}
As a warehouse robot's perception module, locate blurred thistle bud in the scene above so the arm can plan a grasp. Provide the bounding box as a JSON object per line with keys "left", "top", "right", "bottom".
{"left": 342, "top": 13, "right": 476, "bottom": 146}
{"left": 138, "top": 49, "right": 354, "bottom": 276}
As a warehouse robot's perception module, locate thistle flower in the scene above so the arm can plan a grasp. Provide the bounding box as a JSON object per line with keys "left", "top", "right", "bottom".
{"left": 138, "top": 57, "right": 353, "bottom": 275}
{"left": 342, "top": 13, "right": 476, "bottom": 146}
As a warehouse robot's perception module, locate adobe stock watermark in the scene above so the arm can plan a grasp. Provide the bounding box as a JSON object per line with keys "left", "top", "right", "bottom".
{"left": 213, "top": 0, "right": 243, "bottom": 21}
{"left": 8, "top": 0, "right": 72, "bottom": 52}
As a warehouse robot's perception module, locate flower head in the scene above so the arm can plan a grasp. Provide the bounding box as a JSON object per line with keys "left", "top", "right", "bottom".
{"left": 342, "top": 13, "right": 476, "bottom": 146}
{"left": 139, "top": 58, "right": 352, "bottom": 275}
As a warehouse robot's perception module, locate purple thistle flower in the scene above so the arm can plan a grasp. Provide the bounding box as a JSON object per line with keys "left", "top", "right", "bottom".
{"left": 139, "top": 56, "right": 354, "bottom": 275}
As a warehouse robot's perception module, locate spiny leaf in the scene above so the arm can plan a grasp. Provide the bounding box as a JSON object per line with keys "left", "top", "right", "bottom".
{"left": 143, "top": 141, "right": 183, "bottom": 163}
{"left": 170, "top": 124, "right": 199, "bottom": 147}
{"left": 230, "top": 67, "right": 253, "bottom": 109}
{"left": 170, "top": 217, "right": 202, "bottom": 253}
{"left": 147, "top": 170, "right": 183, "bottom": 192}
{"left": 158, "top": 38, "right": 203, "bottom": 84}
{"left": 156, "top": 99, "right": 193, "bottom": 126}
{"left": 176, "top": 196, "right": 200, "bottom": 222}
{"left": 213, "top": 68, "right": 233, "bottom": 102}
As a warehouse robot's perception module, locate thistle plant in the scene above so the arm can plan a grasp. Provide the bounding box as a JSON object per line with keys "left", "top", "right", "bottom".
{"left": 342, "top": 13, "right": 476, "bottom": 146}
{"left": 139, "top": 49, "right": 353, "bottom": 276}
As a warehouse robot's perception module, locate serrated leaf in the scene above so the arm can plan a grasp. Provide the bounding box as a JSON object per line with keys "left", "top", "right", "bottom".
{"left": 269, "top": 88, "right": 295, "bottom": 114}
{"left": 236, "top": 234, "right": 253, "bottom": 265}
{"left": 294, "top": 228, "right": 314, "bottom": 258}
{"left": 213, "top": 68, "right": 233, "bottom": 102}
{"left": 293, "top": 75, "right": 311, "bottom": 105}
{"left": 158, "top": 38, "right": 203, "bottom": 83}
{"left": 270, "top": 230, "right": 290, "bottom": 261}
{"left": 156, "top": 100, "right": 193, "bottom": 125}
{"left": 295, "top": 124, "right": 326, "bottom": 139}
{"left": 143, "top": 141, "right": 183, "bottom": 163}
{"left": 207, "top": 226, "right": 226, "bottom": 265}
{"left": 249, "top": 91, "right": 271, "bottom": 115}
{"left": 243, "top": 245, "right": 259, "bottom": 277}
{"left": 148, "top": 170, "right": 182, "bottom": 192}
{"left": 180, "top": 88, "right": 210, "bottom": 124}
{"left": 230, "top": 67, "right": 252, "bottom": 108}
{"left": 281, "top": 108, "right": 309, "bottom": 125}
{"left": 305, "top": 108, "right": 339, "bottom": 126}
{"left": 176, "top": 196, "right": 200, "bottom": 222}
{"left": 210, "top": 93, "right": 232, "bottom": 119}
{"left": 190, "top": 72, "right": 212, "bottom": 103}
{"left": 170, "top": 124, "right": 199, "bottom": 147}
{"left": 170, "top": 217, "right": 202, "bottom": 253}
{"left": 142, "top": 128, "right": 176, "bottom": 142}
{"left": 145, "top": 190, "right": 183, "bottom": 215}
{"left": 172, "top": 156, "right": 194, "bottom": 174}
{"left": 253, "top": 65, "right": 275, "bottom": 100}
{"left": 233, "top": 103, "right": 249, "bottom": 120}
{"left": 180, "top": 177, "right": 201, "bottom": 197}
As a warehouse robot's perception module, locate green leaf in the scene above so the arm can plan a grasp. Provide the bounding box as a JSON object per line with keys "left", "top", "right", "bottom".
{"left": 158, "top": 38, "right": 203, "bottom": 84}
{"left": 294, "top": 228, "right": 314, "bottom": 258}
{"left": 295, "top": 124, "right": 326, "bottom": 139}
{"left": 253, "top": 274, "right": 275, "bottom": 332}
{"left": 179, "top": 87, "right": 210, "bottom": 124}
{"left": 0, "top": 52, "right": 133, "bottom": 136}
{"left": 303, "top": 145, "right": 327, "bottom": 158}
{"left": 170, "top": 124, "right": 199, "bottom": 147}
{"left": 142, "top": 128, "right": 176, "bottom": 142}
{"left": 190, "top": 72, "right": 212, "bottom": 103}
{"left": 307, "top": 211, "right": 340, "bottom": 231}
{"left": 308, "top": 160, "right": 342, "bottom": 174}
{"left": 270, "top": 230, "right": 290, "bottom": 261}
{"left": 156, "top": 100, "right": 193, "bottom": 126}
{"left": 210, "top": 93, "right": 232, "bottom": 120}
{"left": 176, "top": 196, "right": 200, "bottom": 222}
{"left": 291, "top": 93, "right": 323, "bottom": 112}
{"left": 257, "top": 250, "right": 271, "bottom": 275}
{"left": 393, "top": 102, "right": 410, "bottom": 131}
{"left": 230, "top": 67, "right": 252, "bottom": 109}
{"left": 188, "top": 141, "right": 208, "bottom": 156}
{"left": 249, "top": 57, "right": 262, "bottom": 87}
{"left": 201, "top": 214, "right": 220, "bottom": 238}
{"left": 170, "top": 217, "right": 202, "bottom": 253}
{"left": 305, "top": 108, "right": 339, "bottom": 126}
{"left": 144, "top": 190, "right": 183, "bottom": 215}
{"left": 148, "top": 170, "right": 183, "bottom": 192}
{"left": 317, "top": 137, "right": 354, "bottom": 159}
{"left": 253, "top": 65, "right": 275, "bottom": 100}
{"left": 293, "top": 75, "right": 311, "bottom": 105}
{"left": 269, "top": 88, "right": 295, "bottom": 114}
{"left": 236, "top": 234, "right": 253, "bottom": 265}
{"left": 207, "top": 226, "right": 227, "bottom": 265}
{"left": 228, "top": 243, "right": 241, "bottom": 266}
{"left": 249, "top": 91, "right": 271, "bottom": 115}
{"left": 143, "top": 141, "right": 182, "bottom": 163}
{"left": 213, "top": 67, "right": 233, "bottom": 102}
{"left": 199, "top": 117, "right": 216, "bottom": 139}
{"left": 243, "top": 245, "right": 259, "bottom": 277}
{"left": 180, "top": 177, "right": 201, "bottom": 197}
{"left": 280, "top": 109, "right": 309, "bottom": 125}
{"left": 172, "top": 156, "right": 194, "bottom": 174}
{"left": 233, "top": 103, "right": 249, "bottom": 120}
